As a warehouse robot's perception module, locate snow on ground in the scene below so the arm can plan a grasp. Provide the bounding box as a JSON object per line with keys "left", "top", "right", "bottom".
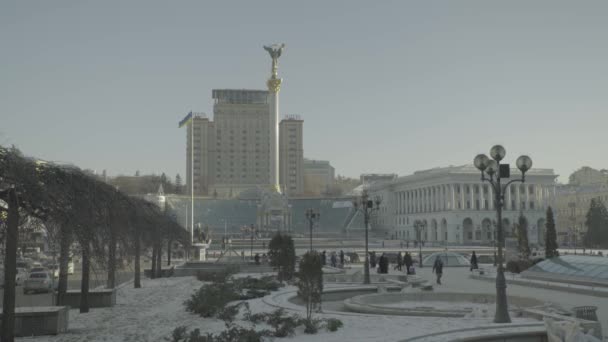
{"left": 16, "top": 268, "right": 551, "bottom": 342}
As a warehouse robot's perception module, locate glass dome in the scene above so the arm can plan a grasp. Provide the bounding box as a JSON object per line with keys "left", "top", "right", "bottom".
{"left": 523, "top": 255, "right": 608, "bottom": 283}
{"left": 422, "top": 251, "right": 471, "bottom": 267}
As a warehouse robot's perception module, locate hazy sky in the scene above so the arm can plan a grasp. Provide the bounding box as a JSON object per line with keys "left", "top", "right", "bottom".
{"left": 2, "top": 1, "right": 607, "bottom": 183}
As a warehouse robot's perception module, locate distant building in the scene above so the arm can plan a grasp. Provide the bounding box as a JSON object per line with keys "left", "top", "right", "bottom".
{"left": 279, "top": 115, "right": 304, "bottom": 196}
{"left": 185, "top": 90, "right": 304, "bottom": 197}
{"left": 367, "top": 165, "right": 557, "bottom": 245}
{"left": 550, "top": 183, "right": 608, "bottom": 247}
{"left": 568, "top": 166, "right": 608, "bottom": 186}
{"left": 361, "top": 173, "right": 398, "bottom": 185}
{"left": 303, "top": 159, "right": 335, "bottom": 196}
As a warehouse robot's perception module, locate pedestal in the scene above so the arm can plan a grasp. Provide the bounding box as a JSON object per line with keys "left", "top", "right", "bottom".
{"left": 192, "top": 243, "right": 210, "bottom": 261}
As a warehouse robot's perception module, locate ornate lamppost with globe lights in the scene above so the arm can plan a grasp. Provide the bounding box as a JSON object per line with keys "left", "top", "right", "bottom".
{"left": 413, "top": 220, "right": 427, "bottom": 268}
{"left": 305, "top": 209, "right": 320, "bottom": 252}
{"left": 352, "top": 190, "right": 382, "bottom": 284}
{"left": 474, "top": 145, "right": 532, "bottom": 324}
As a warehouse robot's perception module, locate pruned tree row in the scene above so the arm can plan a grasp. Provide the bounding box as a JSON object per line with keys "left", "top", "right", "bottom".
{"left": 0, "top": 146, "right": 189, "bottom": 342}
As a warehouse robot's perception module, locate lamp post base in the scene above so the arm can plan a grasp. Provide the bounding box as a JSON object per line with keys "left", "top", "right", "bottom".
{"left": 494, "top": 267, "right": 512, "bottom": 323}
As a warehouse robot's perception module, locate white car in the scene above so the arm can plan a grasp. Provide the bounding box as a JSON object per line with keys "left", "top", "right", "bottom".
{"left": 23, "top": 272, "right": 55, "bottom": 294}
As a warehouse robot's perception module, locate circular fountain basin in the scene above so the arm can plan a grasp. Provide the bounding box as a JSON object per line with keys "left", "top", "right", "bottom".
{"left": 344, "top": 292, "right": 544, "bottom": 317}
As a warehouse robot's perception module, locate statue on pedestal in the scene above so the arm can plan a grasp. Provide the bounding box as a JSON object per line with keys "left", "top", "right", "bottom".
{"left": 263, "top": 43, "right": 285, "bottom": 79}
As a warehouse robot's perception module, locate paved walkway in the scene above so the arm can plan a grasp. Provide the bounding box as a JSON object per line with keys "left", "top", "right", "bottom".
{"left": 343, "top": 263, "right": 608, "bottom": 334}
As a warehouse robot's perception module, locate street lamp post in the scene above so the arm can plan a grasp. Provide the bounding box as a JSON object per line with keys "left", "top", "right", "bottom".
{"left": 305, "top": 209, "right": 320, "bottom": 252}
{"left": 474, "top": 145, "right": 532, "bottom": 324}
{"left": 353, "top": 190, "right": 381, "bottom": 284}
{"left": 413, "top": 220, "right": 427, "bottom": 268}
{"left": 249, "top": 224, "right": 255, "bottom": 258}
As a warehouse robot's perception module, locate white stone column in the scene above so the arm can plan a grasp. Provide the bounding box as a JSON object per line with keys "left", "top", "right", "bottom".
{"left": 451, "top": 184, "right": 456, "bottom": 210}
{"left": 489, "top": 185, "right": 494, "bottom": 210}
{"left": 460, "top": 184, "right": 465, "bottom": 210}
{"left": 267, "top": 79, "right": 282, "bottom": 192}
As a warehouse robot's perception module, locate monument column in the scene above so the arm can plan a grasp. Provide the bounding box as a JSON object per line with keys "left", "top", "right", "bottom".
{"left": 264, "top": 43, "right": 285, "bottom": 193}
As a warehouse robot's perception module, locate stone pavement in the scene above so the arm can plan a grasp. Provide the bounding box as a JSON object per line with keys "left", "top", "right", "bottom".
{"left": 342, "top": 263, "right": 608, "bottom": 334}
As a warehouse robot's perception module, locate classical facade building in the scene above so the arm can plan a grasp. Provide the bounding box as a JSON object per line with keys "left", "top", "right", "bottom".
{"left": 367, "top": 165, "right": 557, "bottom": 245}
{"left": 185, "top": 90, "right": 304, "bottom": 197}
{"left": 303, "top": 158, "right": 335, "bottom": 196}
{"left": 550, "top": 183, "right": 608, "bottom": 246}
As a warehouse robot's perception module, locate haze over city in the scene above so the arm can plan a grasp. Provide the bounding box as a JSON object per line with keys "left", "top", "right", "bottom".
{"left": 2, "top": 1, "right": 608, "bottom": 182}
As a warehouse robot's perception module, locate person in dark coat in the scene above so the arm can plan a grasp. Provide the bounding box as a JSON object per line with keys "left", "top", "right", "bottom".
{"left": 321, "top": 251, "right": 327, "bottom": 266}
{"left": 370, "top": 252, "right": 377, "bottom": 269}
{"left": 339, "top": 250, "right": 345, "bottom": 266}
{"left": 330, "top": 252, "right": 337, "bottom": 268}
{"left": 395, "top": 252, "right": 403, "bottom": 271}
{"left": 404, "top": 252, "right": 413, "bottom": 275}
{"left": 382, "top": 253, "right": 390, "bottom": 273}
{"left": 470, "top": 251, "right": 478, "bottom": 271}
{"left": 432, "top": 257, "right": 444, "bottom": 284}
{"left": 254, "top": 253, "right": 260, "bottom": 265}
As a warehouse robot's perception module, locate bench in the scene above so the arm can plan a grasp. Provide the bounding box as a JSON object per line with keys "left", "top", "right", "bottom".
{"left": 59, "top": 288, "right": 116, "bottom": 308}
{"left": 0, "top": 306, "right": 69, "bottom": 336}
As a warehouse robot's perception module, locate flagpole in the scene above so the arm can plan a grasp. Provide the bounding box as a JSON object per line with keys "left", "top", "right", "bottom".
{"left": 191, "top": 112, "right": 194, "bottom": 249}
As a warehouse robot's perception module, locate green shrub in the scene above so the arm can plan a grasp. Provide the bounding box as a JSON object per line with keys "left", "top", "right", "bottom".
{"left": 196, "top": 266, "right": 237, "bottom": 283}
{"left": 168, "top": 325, "right": 269, "bottom": 342}
{"left": 268, "top": 232, "right": 296, "bottom": 281}
{"left": 185, "top": 282, "right": 239, "bottom": 317}
{"left": 247, "top": 308, "right": 301, "bottom": 337}
{"left": 303, "top": 318, "right": 320, "bottom": 334}
{"left": 218, "top": 302, "right": 250, "bottom": 323}
{"left": 235, "top": 276, "right": 284, "bottom": 300}
{"left": 325, "top": 318, "right": 343, "bottom": 332}
{"left": 505, "top": 259, "right": 533, "bottom": 274}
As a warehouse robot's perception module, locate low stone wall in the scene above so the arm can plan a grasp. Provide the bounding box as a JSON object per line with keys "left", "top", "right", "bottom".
{"left": 173, "top": 262, "right": 274, "bottom": 277}
{"left": 470, "top": 273, "right": 608, "bottom": 298}
{"left": 401, "top": 323, "right": 547, "bottom": 342}
{"left": 0, "top": 306, "right": 69, "bottom": 336}
{"left": 59, "top": 289, "right": 116, "bottom": 308}
{"left": 144, "top": 265, "right": 175, "bottom": 278}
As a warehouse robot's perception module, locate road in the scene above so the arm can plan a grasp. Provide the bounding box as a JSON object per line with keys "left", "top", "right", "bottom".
{"left": 0, "top": 268, "right": 134, "bottom": 307}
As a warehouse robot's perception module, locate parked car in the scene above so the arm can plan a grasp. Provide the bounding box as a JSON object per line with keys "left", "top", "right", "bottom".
{"left": 16, "top": 260, "right": 30, "bottom": 271}
{"left": 29, "top": 267, "right": 51, "bottom": 278}
{"left": 16, "top": 268, "right": 28, "bottom": 285}
{"left": 23, "top": 272, "right": 55, "bottom": 294}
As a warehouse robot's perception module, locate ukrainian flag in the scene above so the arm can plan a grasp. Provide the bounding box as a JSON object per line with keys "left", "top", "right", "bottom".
{"left": 178, "top": 111, "right": 193, "bottom": 128}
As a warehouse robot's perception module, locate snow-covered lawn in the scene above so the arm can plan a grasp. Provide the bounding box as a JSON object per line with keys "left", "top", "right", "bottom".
{"left": 17, "top": 274, "right": 537, "bottom": 342}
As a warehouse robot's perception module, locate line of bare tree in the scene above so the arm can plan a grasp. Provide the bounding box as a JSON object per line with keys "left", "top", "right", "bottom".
{"left": 0, "top": 146, "right": 189, "bottom": 342}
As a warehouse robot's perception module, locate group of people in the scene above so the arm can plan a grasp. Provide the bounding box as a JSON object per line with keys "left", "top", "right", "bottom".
{"left": 369, "top": 251, "right": 417, "bottom": 275}
{"left": 320, "top": 250, "right": 346, "bottom": 268}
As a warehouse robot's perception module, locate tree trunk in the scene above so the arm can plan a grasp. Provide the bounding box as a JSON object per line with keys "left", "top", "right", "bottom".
{"left": 151, "top": 246, "right": 157, "bottom": 279}
{"left": 155, "top": 241, "right": 162, "bottom": 277}
{"left": 134, "top": 232, "right": 141, "bottom": 288}
{"left": 1, "top": 188, "right": 19, "bottom": 342}
{"left": 57, "top": 224, "right": 71, "bottom": 305}
{"left": 80, "top": 243, "right": 90, "bottom": 313}
{"left": 107, "top": 232, "right": 116, "bottom": 289}
{"left": 167, "top": 238, "right": 172, "bottom": 266}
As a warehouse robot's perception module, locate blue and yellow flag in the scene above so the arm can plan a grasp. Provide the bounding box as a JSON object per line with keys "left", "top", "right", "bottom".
{"left": 178, "top": 111, "right": 193, "bottom": 128}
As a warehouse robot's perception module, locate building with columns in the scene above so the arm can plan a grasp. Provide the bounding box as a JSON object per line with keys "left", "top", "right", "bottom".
{"left": 367, "top": 165, "right": 558, "bottom": 246}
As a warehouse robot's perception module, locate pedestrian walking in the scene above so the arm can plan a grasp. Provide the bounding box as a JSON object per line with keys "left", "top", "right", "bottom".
{"left": 404, "top": 252, "right": 413, "bottom": 275}
{"left": 339, "top": 250, "right": 345, "bottom": 267}
{"left": 321, "top": 251, "right": 327, "bottom": 266}
{"left": 470, "top": 251, "right": 478, "bottom": 271}
{"left": 432, "top": 257, "right": 444, "bottom": 285}
{"left": 395, "top": 252, "right": 403, "bottom": 271}
{"left": 370, "top": 251, "right": 377, "bottom": 269}
{"left": 331, "top": 252, "right": 337, "bottom": 268}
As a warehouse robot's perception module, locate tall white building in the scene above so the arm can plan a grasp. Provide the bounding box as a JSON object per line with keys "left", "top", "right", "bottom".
{"left": 185, "top": 90, "right": 304, "bottom": 197}
{"left": 367, "top": 165, "right": 557, "bottom": 245}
